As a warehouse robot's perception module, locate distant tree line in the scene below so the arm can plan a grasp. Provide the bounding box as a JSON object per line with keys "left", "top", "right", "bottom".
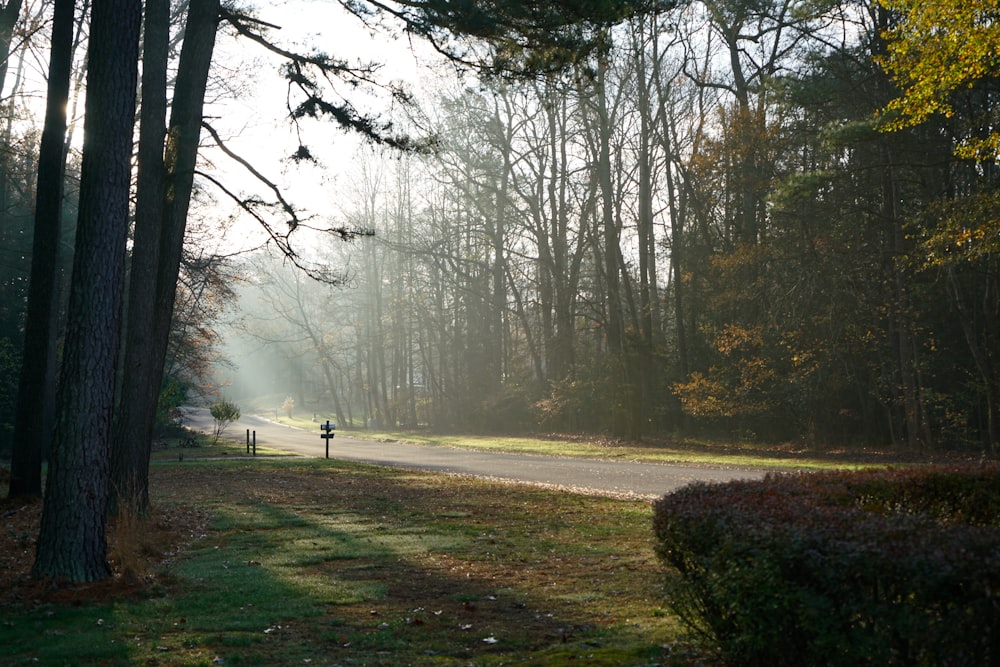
{"left": 235, "top": 0, "right": 1000, "bottom": 453}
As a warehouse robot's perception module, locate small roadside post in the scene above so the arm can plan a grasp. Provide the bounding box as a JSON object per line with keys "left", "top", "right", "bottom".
{"left": 320, "top": 420, "right": 336, "bottom": 458}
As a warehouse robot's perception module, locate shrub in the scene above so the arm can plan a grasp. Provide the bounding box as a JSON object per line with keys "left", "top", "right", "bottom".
{"left": 155, "top": 375, "right": 188, "bottom": 435}
{"left": 209, "top": 398, "right": 241, "bottom": 444}
{"left": 653, "top": 466, "right": 1000, "bottom": 666}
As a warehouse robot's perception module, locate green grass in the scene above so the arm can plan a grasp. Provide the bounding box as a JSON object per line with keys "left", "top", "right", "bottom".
{"left": 270, "top": 414, "right": 884, "bottom": 471}
{"left": 1, "top": 459, "right": 692, "bottom": 666}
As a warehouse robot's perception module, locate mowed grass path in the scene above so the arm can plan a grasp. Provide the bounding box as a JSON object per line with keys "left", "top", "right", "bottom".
{"left": 1, "top": 459, "right": 695, "bottom": 666}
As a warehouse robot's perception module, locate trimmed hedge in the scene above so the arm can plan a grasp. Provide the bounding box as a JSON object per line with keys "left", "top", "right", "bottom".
{"left": 652, "top": 466, "right": 1000, "bottom": 666}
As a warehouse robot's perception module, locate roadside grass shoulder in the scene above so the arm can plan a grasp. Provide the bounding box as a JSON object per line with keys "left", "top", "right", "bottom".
{"left": 270, "top": 416, "right": 892, "bottom": 471}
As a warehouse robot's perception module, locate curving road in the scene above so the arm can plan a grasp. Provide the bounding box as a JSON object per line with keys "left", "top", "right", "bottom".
{"left": 182, "top": 408, "right": 766, "bottom": 499}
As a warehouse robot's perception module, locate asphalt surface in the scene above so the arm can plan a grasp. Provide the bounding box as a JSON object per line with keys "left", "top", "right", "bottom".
{"left": 182, "top": 408, "right": 766, "bottom": 499}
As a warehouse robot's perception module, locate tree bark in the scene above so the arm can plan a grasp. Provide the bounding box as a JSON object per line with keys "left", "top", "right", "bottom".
{"left": 111, "top": 0, "right": 220, "bottom": 514}
{"left": 7, "top": 0, "right": 73, "bottom": 499}
{"left": 32, "top": 0, "right": 141, "bottom": 581}
{"left": 110, "top": 0, "right": 169, "bottom": 514}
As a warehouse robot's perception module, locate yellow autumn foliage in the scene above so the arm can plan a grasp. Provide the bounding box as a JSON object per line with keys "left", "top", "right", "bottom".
{"left": 878, "top": 0, "right": 1000, "bottom": 160}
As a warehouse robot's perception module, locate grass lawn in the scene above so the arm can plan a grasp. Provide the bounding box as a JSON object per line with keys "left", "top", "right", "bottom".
{"left": 0, "top": 458, "right": 697, "bottom": 666}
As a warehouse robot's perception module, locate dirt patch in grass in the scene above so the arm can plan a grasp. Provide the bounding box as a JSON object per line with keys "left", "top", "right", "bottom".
{"left": 0, "top": 495, "right": 43, "bottom": 602}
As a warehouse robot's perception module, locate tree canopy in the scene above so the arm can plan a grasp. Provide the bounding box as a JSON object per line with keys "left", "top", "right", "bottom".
{"left": 353, "top": 0, "right": 676, "bottom": 75}
{"left": 878, "top": 0, "right": 1000, "bottom": 159}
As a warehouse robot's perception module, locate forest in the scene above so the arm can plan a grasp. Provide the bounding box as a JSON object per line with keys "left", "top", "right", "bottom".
{"left": 220, "top": 0, "right": 1000, "bottom": 453}
{"left": 1, "top": 0, "right": 998, "bottom": 475}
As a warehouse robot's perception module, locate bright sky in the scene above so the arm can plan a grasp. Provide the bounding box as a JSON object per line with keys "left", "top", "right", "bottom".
{"left": 4, "top": 0, "right": 464, "bottom": 264}
{"left": 202, "top": 0, "right": 450, "bottom": 254}
{"left": 0, "top": 0, "right": 453, "bottom": 259}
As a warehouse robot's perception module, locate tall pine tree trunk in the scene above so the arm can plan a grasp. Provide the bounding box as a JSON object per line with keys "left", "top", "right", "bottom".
{"left": 110, "top": 0, "right": 168, "bottom": 514}
{"left": 32, "top": 0, "right": 141, "bottom": 581}
{"left": 111, "top": 0, "right": 220, "bottom": 514}
{"left": 7, "top": 0, "right": 73, "bottom": 499}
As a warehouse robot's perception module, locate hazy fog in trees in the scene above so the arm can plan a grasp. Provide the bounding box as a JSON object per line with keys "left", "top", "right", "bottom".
{"left": 204, "top": 0, "right": 1000, "bottom": 453}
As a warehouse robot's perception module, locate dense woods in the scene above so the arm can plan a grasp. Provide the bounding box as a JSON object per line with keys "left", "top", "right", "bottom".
{"left": 225, "top": 0, "right": 999, "bottom": 453}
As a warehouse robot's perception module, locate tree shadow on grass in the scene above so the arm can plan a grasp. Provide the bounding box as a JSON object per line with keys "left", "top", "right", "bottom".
{"left": 147, "top": 461, "right": 680, "bottom": 665}
{"left": 1, "top": 460, "right": 685, "bottom": 665}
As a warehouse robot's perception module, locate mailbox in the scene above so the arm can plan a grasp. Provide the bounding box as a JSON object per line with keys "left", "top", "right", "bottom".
{"left": 320, "top": 420, "right": 336, "bottom": 458}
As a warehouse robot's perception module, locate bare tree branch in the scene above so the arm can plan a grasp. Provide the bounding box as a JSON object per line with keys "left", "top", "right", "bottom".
{"left": 220, "top": 6, "right": 436, "bottom": 153}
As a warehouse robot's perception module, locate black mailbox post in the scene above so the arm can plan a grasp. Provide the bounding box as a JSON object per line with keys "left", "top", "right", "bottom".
{"left": 320, "top": 420, "right": 336, "bottom": 458}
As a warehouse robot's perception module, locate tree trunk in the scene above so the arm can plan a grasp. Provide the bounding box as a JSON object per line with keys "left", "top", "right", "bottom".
{"left": 7, "top": 0, "right": 73, "bottom": 499}
{"left": 111, "top": 0, "right": 220, "bottom": 514}
{"left": 594, "top": 49, "right": 629, "bottom": 436}
{"left": 634, "top": 19, "right": 657, "bottom": 434}
{"left": 946, "top": 264, "right": 1000, "bottom": 452}
{"left": 881, "top": 145, "right": 927, "bottom": 449}
{"left": 110, "top": 0, "right": 168, "bottom": 514}
{"left": 32, "top": 0, "right": 141, "bottom": 581}
{"left": 488, "top": 97, "right": 510, "bottom": 394}
{"left": 0, "top": 0, "right": 24, "bottom": 96}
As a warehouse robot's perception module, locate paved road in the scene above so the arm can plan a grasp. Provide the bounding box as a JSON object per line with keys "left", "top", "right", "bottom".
{"left": 182, "top": 408, "right": 766, "bottom": 499}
